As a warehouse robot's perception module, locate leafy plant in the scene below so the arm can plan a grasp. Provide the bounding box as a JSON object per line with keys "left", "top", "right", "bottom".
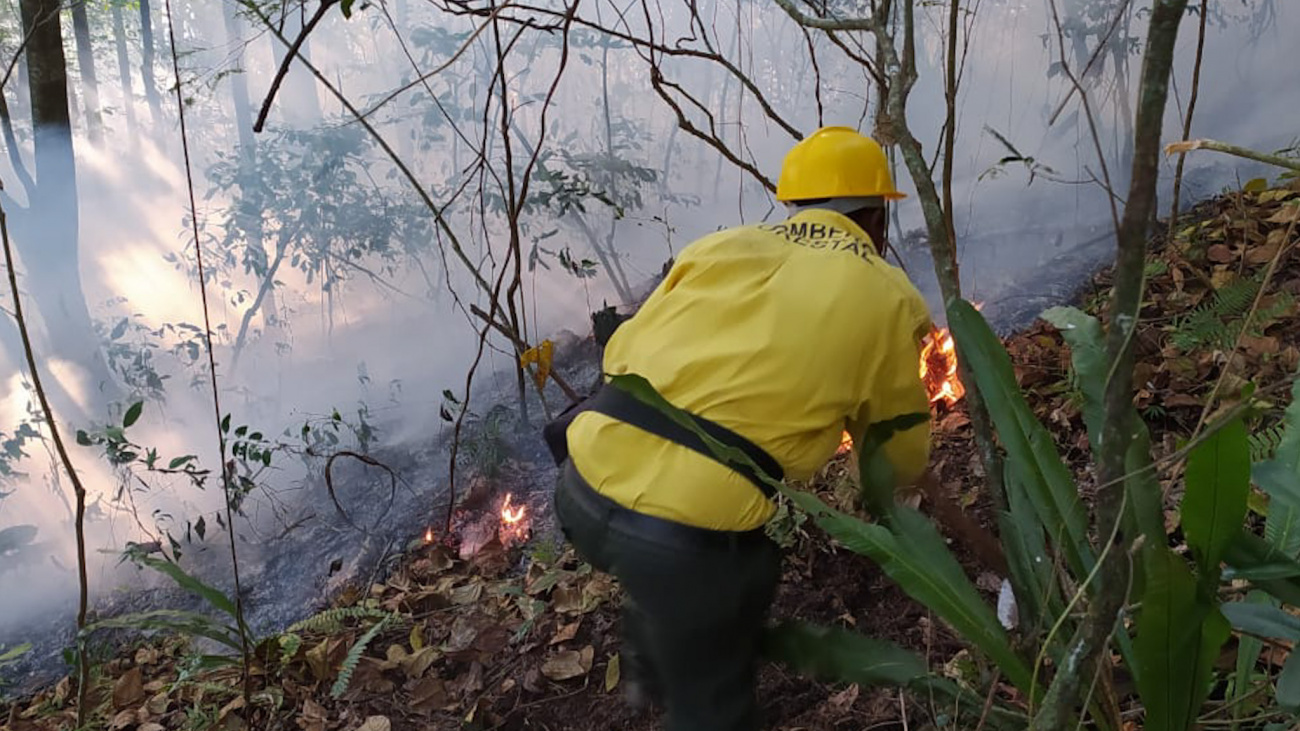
{"left": 330, "top": 613, "right": 399, "bottom": 699}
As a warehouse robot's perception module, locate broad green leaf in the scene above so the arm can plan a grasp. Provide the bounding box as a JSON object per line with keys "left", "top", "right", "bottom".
{"left": 132, "top": 554, "right": 241, "bottom": 622}
{"left": 1256, "top": 375, "right": 1300, "bottom": 557}
{"left": 1221, "top": 601, "right": 1300, "bottom": 641}
{"left": 1042, "top": 306, "right": 1163, "bottom": 545}
{"left": 949, "top": 300, "right": 1094, "bottom": 579}
{"left": 856, "top": 412, "right": 931, "bottom": 519}
{"left": 1277, "top": 647, "right": 1300, "bottom": 711}
{"left": 1225, "top": 531, "right": 1300, "bottom": 605}
{"left": 784, "top": 490, "right": 1033, "bottom": 694}
{"left": 1040, "top": 306, "right": 1107, "bottom": 443}
{"left": 1135, "top": 546, "right": 1232, "bottom": 731}
{"left": 123, "top": 401, "right": 144, "bottom": 429}
{"left": 1233, "top": 592, "right": 1272, "bottom": 727}
{"left": 1182, "top": 417, "right": 1251, "bottom": 571}
{"left": 86, "top": 609, "right": 243, "bottom": 651}
{"left": 996, "top": 476, "right": 1056, "bottom": 634}
{"left": 762, "top": 620, "right": 927, "bottom": 686}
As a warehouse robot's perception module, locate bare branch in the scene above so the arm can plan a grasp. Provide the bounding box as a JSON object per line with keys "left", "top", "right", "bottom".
{"left": 1166, "top": 138, "right": 1300, "bottom": 173}
{"left": 772, "top": 0, "right": 878, "bottom": 31}
{"left": 253, "top": 0, "right": 336, "bottom": 133}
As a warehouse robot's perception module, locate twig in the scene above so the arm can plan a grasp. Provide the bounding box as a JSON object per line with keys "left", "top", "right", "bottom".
{"left": 358, "top": 2, "right": 512, "bottom": 122}
{"left": 253, "top": 0, "right": 336, "bottom": 133}
{"left": 1030, "top": 2, "right": 1192, "bottom": 726}
{"left": 163, "top": 0, "right": 252, "bottom": 708}
{"left": 1166, "top": 0, "right": 1210, "bottom": 239}
{"left": 1, "top": 188, "right": 92, "bottom": 728}
{"left": 468, "top": 304, "right": 580, "bottom": 403}
{"left": 324, "top": 450, "right": 398, "bottom": 535}
{"left": 1166, "top": 138, "right": 1300, "bottom": 173}
{"left": 0, "top": 20, "right": 36, "bottom": 197}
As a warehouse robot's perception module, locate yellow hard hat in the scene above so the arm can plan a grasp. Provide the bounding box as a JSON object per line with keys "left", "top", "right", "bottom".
{"left": 776, "top": 126, "right": 905, "bottom": 202}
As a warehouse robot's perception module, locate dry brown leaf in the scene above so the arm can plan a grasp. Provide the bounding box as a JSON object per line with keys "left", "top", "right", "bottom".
{"left": 541, "top": 645, "right": 594, "bottom": 681}
{"left": 298, "top": 697, "right": 328, "bottom": 731}
{"left": 551, "top": 585, "right": 583, "bottom": 614}
{"left": 108, "top": 709, "right": 138, "bottom": 731}
{"left": 134, "top": 647, "right": 161, "bottom": 666}
{"left": 1267, "top": 204, "right": 1300, "bottom": 223}
{"left": 139, "top": 724, "right": 165, "bottom": 731}
{"left": 1164, "top": 393, "right": 1202, "bottom": 408}
{"left": 1245, "top": 240, "right": 1282, "bottom": 265}
{"left": 399, "top": 646, "right": 441, "bottom": 679}
{"left": 113, "top": 667, "right": 145, "bottom": 710}
{"left": 829, "top": 683, "right": 860, "bottom": 710}
{"left": 1207, "top": 244, "right": 1235, "bottom": 263}
{"left": 1241, "top": 334, "right": 1280, "bottom": 356}
{"left": 550, "top": 621, "right": 580, "bottom": 645}
{"left": 356, "top": 716, "right": 391, "bottom": 731}
{"left": 409, "top": 677, "right": 450, "bottom": 715}
{"left": 145, "top": 690, "right": 169, "bottom": 717}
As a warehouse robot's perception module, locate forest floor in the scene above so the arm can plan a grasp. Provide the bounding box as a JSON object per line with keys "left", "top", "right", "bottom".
{"left": 4, "top": 180, "right": 1300, "bottom": 731}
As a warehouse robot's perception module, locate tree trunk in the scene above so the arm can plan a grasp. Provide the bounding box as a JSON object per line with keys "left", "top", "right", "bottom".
{"left": 1030, "top": 1, "right": 1192, "bottom": 727}
{"left": 18, "top": 0, "right": 119, "bottom": 413}
{"left": 223, "top": 2, "right": 282, "bottom": 376}
{"left": 139, "top": 0, "right": 163, "bottom": 124}
{"left": 110, "top": 3, "right": 139, "bottom": 143}
{"left": 70, "top": 1, "right": 103, "bottom": 144}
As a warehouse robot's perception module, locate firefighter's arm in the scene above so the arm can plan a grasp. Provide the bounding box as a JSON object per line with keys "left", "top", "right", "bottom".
{"left": 846, "top": 311, "right": 933, "bottom": 489}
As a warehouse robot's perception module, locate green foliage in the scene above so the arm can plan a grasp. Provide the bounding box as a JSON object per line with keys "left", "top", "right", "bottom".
{"left": 1256, "top": 376, "right": 1300, "bottom": 558}
{"left": 460, "top": 404, "right": 513, "bottom": 478}
{"left": 762, "top": 621, "right": 926, "bottom": 686}
{"left": 330, "top": 613, "right": 398, "bottom": 699}
{"left": 1134, "top": 546, "right": 1231, "bottom": 731}
{"left": 1170, "top": 274, "right": 1293, "bottom": 351}
{"left": 1182, "top": 418, "right": 1251, "bottom": 572}
{"left": 286, "top": 606, "right": 390, "bottom": 635}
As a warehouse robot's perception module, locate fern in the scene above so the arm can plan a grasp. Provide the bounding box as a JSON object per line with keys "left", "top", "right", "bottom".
{"left": 1252, "top": 423, "right": 1288, "bottom": 463}
{"left": 330, "top": 613, "right": 397, "bottom": 699}
{"left": 1171, "top": 276, "right": 1264, "bottom": 351}
{"left": 278, "top": 633, "right": 303, "bottom": 664}
{"left": 287, "top": 606, "right": 388, "bottom": 635}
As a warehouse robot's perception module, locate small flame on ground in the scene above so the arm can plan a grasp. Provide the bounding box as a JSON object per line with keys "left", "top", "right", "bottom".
{"left": 501, "top": 493, "right": 526, "bottom": 524}
{"left": 423, "top": 527, "right": 434, "bottom": 544}
{"left": 920, "top": 327, "right": 965, "bottom": 408}
{"left": 837, "top": 430, "right": 853, "bottom": 455}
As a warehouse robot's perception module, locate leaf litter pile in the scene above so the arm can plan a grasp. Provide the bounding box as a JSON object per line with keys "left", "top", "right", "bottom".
{"left": 3, "top": 184, "right": 1299, "bottom": 731}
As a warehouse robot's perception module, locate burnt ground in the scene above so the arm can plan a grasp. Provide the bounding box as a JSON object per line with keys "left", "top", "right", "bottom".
{"left": 4, "top": 182, "right": 1300, "bottom": 730}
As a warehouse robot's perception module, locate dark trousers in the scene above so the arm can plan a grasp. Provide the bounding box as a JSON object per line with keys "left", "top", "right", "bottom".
{"left": 553, "top": 459, "right": 781, "bottom": 731}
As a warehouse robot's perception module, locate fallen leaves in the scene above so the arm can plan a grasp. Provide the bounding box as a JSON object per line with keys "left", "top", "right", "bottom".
{"left": 112, "top": 667, "right": 145, "bottom": 710}
{"left": 541, "top": 645, "right": 595, "bottom": 681}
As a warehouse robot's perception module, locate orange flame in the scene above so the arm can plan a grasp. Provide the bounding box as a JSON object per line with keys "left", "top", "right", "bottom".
{"left": 837, "top": 430, "right": 854, "bottom": 455}
{"left": 423, "top": 527, "right": 434, "bottom": 544}
{"left": 501, "top": 493, "right": 526, "bottom": 524}
{"left": 920, "top": 327, "right": 965, "bottom": 408}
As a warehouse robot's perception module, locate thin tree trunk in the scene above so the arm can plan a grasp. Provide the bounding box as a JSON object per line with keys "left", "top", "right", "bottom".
{"left": 12, "top": 2, "right": 93, "bottom": 719}
{"left": 269, "top": 5, "right": 323, "bottom": 126}
{"left": 110, "top": 3, "right": 138, "bottom": 143}
{"left": 1031, "top": 1, "right": 1191, "bottom": 726}
{"left": 223, "top": 2, "right": 280, "bottom": 361}
{"left": 70, "top": 1, "right": 103, "bottom": 143}
{"left": 139, "top": 0, "right": 162, "bottom": 124}
{"left": 18, "top": 0, "right": 118, "bottom": 412}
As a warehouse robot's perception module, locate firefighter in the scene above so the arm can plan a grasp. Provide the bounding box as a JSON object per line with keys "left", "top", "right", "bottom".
{"left": 549, "top": 126, "right": 934, "bottom": 731}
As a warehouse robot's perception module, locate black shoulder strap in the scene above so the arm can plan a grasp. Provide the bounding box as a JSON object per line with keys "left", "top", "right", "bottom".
{"left": 585, "top": 384, "right": 783, "bottom": 498}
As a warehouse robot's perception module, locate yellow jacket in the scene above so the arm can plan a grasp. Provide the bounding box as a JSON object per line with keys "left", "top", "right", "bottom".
{"left": 566, "top": 208, "right": 933, "bottom": 531}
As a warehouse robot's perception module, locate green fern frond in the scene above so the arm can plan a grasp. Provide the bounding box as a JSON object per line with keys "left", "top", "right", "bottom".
{"left": 1252, "top": 423, "right": 1288, "bottom": 463}
{"left": 1171, "top": 276, "right": 1265, "bottom": 350}
{"left": 330, "top": 613, "right": 398, "bottom": 699}
{"left": 278, "top": 633, "right": 303, "bottom": 664}
{"left": 287, "top": 606, "right": 389, "bottom": 636}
